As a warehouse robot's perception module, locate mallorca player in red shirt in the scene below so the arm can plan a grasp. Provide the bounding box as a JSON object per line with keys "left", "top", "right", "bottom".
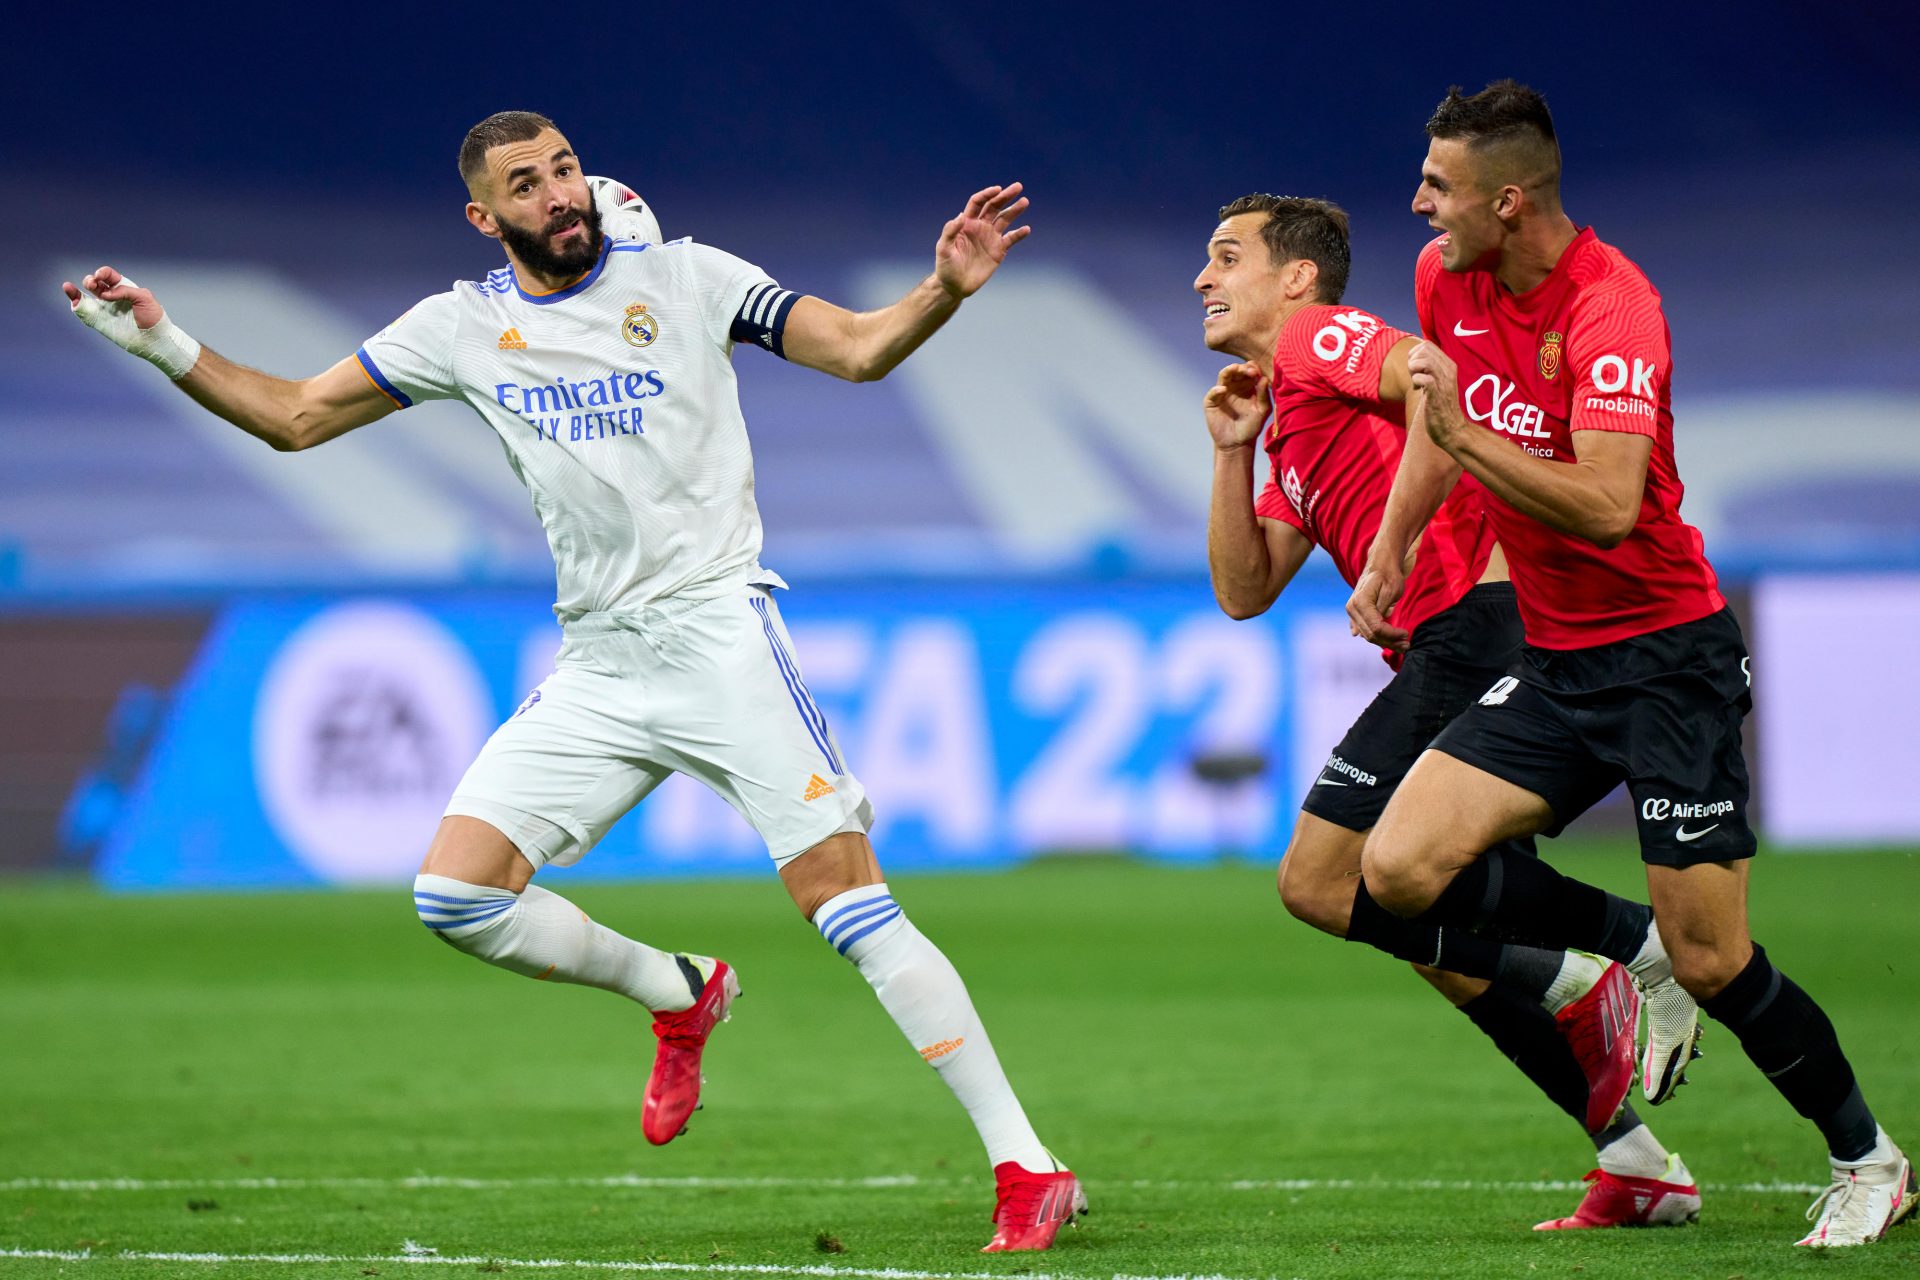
{"left": 1349, "top": 81, "right": 1916, "bottom": 1248}
{"left": 1197, "top": 194, "right": 1697, "bottom": 1229}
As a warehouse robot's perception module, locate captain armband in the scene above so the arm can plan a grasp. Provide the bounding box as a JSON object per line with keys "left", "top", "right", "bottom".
{"left": 729, "top": 283, "right": 798, "bottom": 359}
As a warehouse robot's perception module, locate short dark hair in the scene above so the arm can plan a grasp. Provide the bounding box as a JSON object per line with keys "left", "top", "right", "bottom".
{"left": 1215, "top": 194, "right": 1352, "bottom": 303}
{"left": 459, "top": 110, "right": 561, "bottom": 195}
{"left": 1425, "top": 80, "right": 1561, "bottom": 197}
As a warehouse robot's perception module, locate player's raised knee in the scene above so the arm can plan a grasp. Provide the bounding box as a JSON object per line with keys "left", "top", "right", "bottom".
{"left": 1276, "top": 851, "right": 1347, "bottom": 933}
{"left": 412, "top": 873, "right": 518, "bottom": 946}
{"left": 1358, "top": 863, "right": 1427, "bottom": 919}
{"left": 1358, "top": 829, "right": 1439, "bottom": 919}
{"left": 1276, "top": 816, "right": 1371, "bottom": 935}
{"left": 1666, "top": 935, "right": 1752, "bottom": 1001}
{"left": 1274, "top": 857, "right": 1322, "bottom": 927}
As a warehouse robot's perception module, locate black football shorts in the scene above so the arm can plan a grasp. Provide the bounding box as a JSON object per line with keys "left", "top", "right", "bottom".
{"left": 1302, "top": 582, "right": 1526, "bottom": 834}
{"left": 1429, "top": 606, "right": 1757, "bottom": 866}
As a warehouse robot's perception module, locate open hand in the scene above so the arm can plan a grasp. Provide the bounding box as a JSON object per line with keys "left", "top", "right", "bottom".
{"left": 1202, "top": 361, "right": 1271, "bottom": 451}
{"left": 935, "top": 183, "right": 1031, "bottom": 299}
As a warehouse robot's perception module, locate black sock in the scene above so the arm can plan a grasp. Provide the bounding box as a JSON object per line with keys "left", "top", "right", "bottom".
{"left": 1349, "top": 881, "right": 1581, "bottom": 1003}
{"left": 1699, "top": 943, "right": 1879, "bottom": 1161}
{"left": 1423, "top": 845, "right": 1652, "bottom": 963}
{"left": 1459, "top": 986, "right": 1589, "bottom": 1128}
{"left": 1491, "top": 945, "right": 1568, "bottom": 1005}
{"left": 1348, "top": 881, "right": 1504, "bottom": 980}
{"left": 1591, "top": 893, "right": 1655, "bottom": 966}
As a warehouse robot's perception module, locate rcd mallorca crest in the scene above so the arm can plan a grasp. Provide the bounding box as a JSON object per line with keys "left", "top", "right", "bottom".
{"left": 1538, "top": 330, "right": 1564, "bottom": 381}
{"left": 623, "top": 303, "right": 659, "bottom": 348}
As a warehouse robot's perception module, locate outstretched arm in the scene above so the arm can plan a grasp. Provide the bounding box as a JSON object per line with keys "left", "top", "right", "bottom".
{"left": 63, "top": 266, "right": 395, "bottom": 452}
{"left": 781, "top": 183, "right": 1031, "bottom": 382}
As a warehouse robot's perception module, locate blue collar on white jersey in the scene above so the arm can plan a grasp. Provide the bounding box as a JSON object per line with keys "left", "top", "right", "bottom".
{"left": 512, "top": 237, "right": 629, "bottom": 306}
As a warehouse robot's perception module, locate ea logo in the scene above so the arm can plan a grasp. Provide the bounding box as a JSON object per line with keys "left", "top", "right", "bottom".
{"left": 254, "top": 602, "right": 493, "bottom": 882}
{"left": 623, "top": 302, "right": 659, "bottom": 347}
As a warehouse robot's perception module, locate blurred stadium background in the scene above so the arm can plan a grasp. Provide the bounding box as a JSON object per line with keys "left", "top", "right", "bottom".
{"left": 5, "top": 3, "right": 1916, "bottom": 885}
{"left": 5, "top": 4, "right": 1920, "bottom": 1275}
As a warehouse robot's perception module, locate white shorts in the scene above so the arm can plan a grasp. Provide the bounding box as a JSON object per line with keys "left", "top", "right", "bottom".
{"left": 446, "top": 585, "right": 872, "bottom": 870}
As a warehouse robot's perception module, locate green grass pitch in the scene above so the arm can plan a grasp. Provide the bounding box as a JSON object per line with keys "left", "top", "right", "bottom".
{"left": 2, "top": 841, "right": 1915, "bottom": 1278}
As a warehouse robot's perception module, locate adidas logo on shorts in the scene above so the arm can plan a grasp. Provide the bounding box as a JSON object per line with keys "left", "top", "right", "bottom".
{"left": 802, "top": 773, "right": 836, "bottom": 801}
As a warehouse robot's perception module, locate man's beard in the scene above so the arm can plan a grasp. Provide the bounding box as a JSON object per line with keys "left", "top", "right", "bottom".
{"left": 498, "top": 199, "right": 604, "bottom": 278}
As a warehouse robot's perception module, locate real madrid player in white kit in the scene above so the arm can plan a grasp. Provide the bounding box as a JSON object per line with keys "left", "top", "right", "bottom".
{"left": 63, "top": 110, "right": 1087, "bottom": 1253}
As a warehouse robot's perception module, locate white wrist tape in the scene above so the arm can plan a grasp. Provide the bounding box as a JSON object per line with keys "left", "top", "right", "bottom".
{"left": 71, "top": 280, "right": 202, "bottom": 380}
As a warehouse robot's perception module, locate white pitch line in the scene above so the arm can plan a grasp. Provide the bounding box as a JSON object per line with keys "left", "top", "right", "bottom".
{"left": 0, "top": 1248, "right": 1253, "bottom": 1280}
{"left": 0, "top": 1174, "right": 1827, "bottom": 1195}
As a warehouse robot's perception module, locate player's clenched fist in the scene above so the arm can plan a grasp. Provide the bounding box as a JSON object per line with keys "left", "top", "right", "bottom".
{"left": 1202, "top": 361, "right": 1271, "bottom": 451}
{"left": 62, "top": 266, "right": 201, "bottom": 379}
{"left": 1347, "top": 557, "right": 1412, "bottom": 653}
{"left": 1406, "top": 340, "right": 1466, "bottom": 450}
{"left": 934, "top": 183, "right": 1032, "bottom": 299}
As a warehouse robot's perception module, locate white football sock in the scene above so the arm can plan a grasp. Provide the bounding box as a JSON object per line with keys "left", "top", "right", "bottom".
{"left": 1626, "top": 918, "right": 1674, "bottom": 986}
{"left": 1596, "top": 1120, "right": 1674, "bottom": 1180}
{"left": 414, "top": 874, "right": 701, "bottom": 1012}
{"left": 814, "top": 883, "right": 1051, "bottom": 1172}
{"left": 1544, "top": 950, "right": 1609, "bottom": 1015}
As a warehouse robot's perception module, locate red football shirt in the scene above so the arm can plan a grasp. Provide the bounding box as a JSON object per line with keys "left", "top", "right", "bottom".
{"left": 1416, "top": 230, "right": 1724, "bottom": 649}
{"left": 1254, "top": 303, "right": 1496, "bottom": 666}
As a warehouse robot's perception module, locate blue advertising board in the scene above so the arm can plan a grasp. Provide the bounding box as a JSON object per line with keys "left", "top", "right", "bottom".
{"left": 99, "top": 577, "right": 1392, "bottom": 888}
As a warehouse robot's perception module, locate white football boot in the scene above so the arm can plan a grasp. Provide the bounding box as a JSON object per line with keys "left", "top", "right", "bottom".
{"left": 1796, "top": 1130, "right": 1919, "bottom": 1247}
{"left": 1625, "top": 919, "right": 1703, "bottom": 1104}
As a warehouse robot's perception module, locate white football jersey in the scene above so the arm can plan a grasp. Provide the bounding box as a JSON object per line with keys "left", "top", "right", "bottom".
{"left": 356, "top": 230, "right": 797, "bottom": 621}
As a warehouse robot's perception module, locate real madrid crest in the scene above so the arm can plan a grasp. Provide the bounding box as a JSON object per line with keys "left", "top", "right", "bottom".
{"left": 1538, "top": 330, "right": 1563, "bottom": 381}
{"left": 622, "top": 303, "right": 659, "bottom": 348}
